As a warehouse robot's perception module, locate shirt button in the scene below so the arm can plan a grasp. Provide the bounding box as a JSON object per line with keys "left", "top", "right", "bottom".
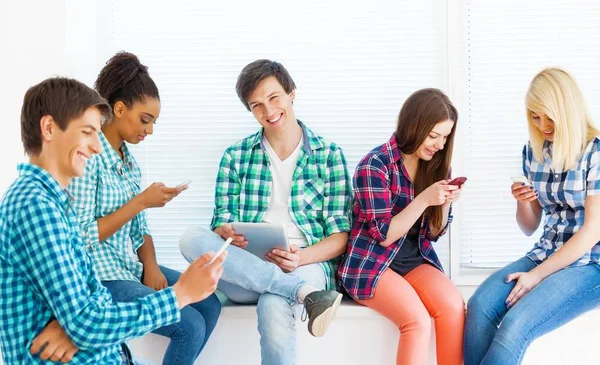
{"left": 555, "top": 174, "right": 559, "bottom": 178}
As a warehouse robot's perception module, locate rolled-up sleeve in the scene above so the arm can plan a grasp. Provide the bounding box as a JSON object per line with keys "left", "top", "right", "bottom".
{"left": 587, "top": 139, "right": 600, "bottom": 195}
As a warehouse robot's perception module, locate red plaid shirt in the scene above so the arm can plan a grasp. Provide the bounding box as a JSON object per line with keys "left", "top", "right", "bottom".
{"left": 338, "top": 134, "right": 450, "bottom": 300}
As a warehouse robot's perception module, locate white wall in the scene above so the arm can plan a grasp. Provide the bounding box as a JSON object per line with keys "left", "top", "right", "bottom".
{"left": 0, "top": 0, "right": 68, "bottom": 196}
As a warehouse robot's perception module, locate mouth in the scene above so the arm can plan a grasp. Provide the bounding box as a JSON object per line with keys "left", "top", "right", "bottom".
{"left": 543, "top": 129, "right": 554, "bottom": 136}
{"left": 266, "top": 113, "right": 283, "bottom": 125}
{"left": 138, "top": 135, "right": 146, "bottom": 141}
{"left": 76, "top": 151, "right": 89, "bottom": 163}
{"left": 425, "top": 148, "right": 438, "bottom": 156}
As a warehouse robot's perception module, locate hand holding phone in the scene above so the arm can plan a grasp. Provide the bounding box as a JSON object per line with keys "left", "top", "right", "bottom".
{"left": 511, "top": 176, "right": 532, "bottom": 186}
{"left": 208, "top": 237, "right": 232, "bottom": 264}
{"left": 448, "top": 176, "right": 467, "bottom": 186}
{"left": 177, "top": 180, "right": 192, "bottom": 188}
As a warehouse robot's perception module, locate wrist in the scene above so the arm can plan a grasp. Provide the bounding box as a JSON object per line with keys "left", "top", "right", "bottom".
{"left": 413, "top": 195, "right": 429, "bottom": 210}
{"left": 131, "top": 194, "right": 148, "bottom": 211}
{"left": 172, "top": 282, "right": 190, "bottom": 309}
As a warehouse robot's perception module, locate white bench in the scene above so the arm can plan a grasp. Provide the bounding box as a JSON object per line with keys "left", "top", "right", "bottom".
{"left": 129, "top": 299, "right": 600, "bottom": 365}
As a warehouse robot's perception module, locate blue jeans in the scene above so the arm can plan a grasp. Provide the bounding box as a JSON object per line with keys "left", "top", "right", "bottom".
{"left": 103, "top": 265, "right": 222, "bottom": 365}
{"left": 180, "top": 227, "right": 323, "bottom": 365}
{"left": 464, "top": 256, "right": 600, "bottom": 365}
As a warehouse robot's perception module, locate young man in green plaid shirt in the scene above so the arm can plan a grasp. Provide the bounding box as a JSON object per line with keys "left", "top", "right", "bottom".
{"left": 180, "top": 60, "right": 353, "bottom": 364}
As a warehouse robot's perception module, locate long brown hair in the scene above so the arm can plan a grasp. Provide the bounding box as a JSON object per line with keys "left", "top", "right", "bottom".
{"left": 396, "top": 88, "right": 458, "bottom": 235}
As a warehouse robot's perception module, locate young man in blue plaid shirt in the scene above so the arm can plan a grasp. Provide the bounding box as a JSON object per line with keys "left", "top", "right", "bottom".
{"left": 0, "top": 77, "right": 226, "bottom": 364}
{"left": 180, "top": 60, "right": 353, "bottom": 364}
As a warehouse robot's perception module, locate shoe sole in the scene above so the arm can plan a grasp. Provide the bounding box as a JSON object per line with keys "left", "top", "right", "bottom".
{"left": 309, "top": 293, "right": 343, "bottom": 337}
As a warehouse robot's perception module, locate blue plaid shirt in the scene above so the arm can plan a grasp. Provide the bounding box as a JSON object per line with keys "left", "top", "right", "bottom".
{"left": 523, "top": 137, "right": 600, "bottom": 265}
{"left": 69, "top": 132, "right": 149, "bottom": 282}
{"left": 0, "top": 164, "right": 179, "bottom": 364}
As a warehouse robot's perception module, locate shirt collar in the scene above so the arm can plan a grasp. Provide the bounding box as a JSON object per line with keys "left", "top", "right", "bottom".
{"left": 17, "top": 163, "right": 72, "bottom": 208}
{"left": 385, "top": 133, "right": 403, "bottom": 164}
{"left": 99, "top": 131, "right": 132, "bottom": 169}
{"left": 251, "top": 120, "right": 322, "bottom": 156}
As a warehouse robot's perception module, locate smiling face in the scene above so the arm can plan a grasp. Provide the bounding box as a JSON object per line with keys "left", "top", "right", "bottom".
{"left": 112, "top": 97, "right": 161, "bottom": 144}
{"left": 246, "top": 76, "right": 296, "bottom": 134}
{"left": 414, "top": 119, "right": 455, "bottom": 161}
{"left": 530, "top": 110, "right": 555, "bottom": 141}
{"left": 45, "top": 106, "right": 103, "bottom": 181}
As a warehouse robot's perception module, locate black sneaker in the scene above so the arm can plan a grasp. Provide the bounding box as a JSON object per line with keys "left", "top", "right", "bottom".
{"left": 302, "top": 290, "right": 343, "bottom": 337}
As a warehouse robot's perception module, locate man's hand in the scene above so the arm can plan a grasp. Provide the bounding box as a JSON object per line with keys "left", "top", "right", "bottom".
{"left": 173, "top": 250, "right": 227, "bottom": 308}
{"left": 266, "top": 244, "right": 302, "bottom": 273}
{"left": 142, "top": 264, "right": 168, "bottom": 290}
{"left": 214, "top": 223, "right": 247, "bottom": 249}
{"left": 30, "top": 320, "right": 78, "bottom": 363}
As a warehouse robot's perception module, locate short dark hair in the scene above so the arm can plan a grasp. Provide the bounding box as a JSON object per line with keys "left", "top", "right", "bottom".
{"left": 94, "top": 51, "right": 160, "bottom": 108}
{"left": 20, "top": 77, "right": 112, "bottom": 155}
{"left": 235, "top": 60, "right": 296, "bottom": 111}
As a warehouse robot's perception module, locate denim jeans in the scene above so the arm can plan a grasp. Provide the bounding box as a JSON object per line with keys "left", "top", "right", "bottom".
{"left": 464, "top": 256, "right": 600, "bottom": 365}
{"left": 103, "top": 265, "right": 222, "bottom": 365}
{"left": 179, "top": 227, "right": 325, "bottom": 365}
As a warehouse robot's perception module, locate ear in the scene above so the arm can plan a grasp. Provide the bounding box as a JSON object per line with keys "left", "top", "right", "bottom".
{"left": 289, "top": 90, "right": 296, "bottom": 104}
{"left": 39, "top": 115, "right": 55, "bottom": 143}
{"left": 113, "top": 100, "right": 126, "bottom": 118}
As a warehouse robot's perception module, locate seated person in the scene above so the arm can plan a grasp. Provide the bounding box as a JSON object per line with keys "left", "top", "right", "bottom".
{"left": 464, "top": 68, "right": 600, "bottom": 365}
{"left": 0, "top": 77, "right": 225, "bottom": 364}
{"left": 179, "top": 59, "right": 352, "bottom": 365}
{"left": 338, "top": 88, "right": 465, "bottom": 365}
{"left": 69, "top": 52, "right": 222, "bottom": 365}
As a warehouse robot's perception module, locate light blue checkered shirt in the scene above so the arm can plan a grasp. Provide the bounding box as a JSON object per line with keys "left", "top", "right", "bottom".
{"left": 523, "top": 137, "right": 600, "bottom": 265}
{"left": 69, "top": 132, "right": 149, "bottom": 282}
{"left": 0, "top": 164, "right": 179, "bottom": 364}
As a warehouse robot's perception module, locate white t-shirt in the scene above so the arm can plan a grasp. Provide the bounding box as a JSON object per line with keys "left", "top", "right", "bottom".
{"left": 262, "top": 136, "right": 309, "bottom": 248}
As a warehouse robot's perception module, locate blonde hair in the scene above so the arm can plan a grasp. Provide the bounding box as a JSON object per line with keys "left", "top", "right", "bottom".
{"left": 525, "top": 68, "right": 599, "bottom": 170}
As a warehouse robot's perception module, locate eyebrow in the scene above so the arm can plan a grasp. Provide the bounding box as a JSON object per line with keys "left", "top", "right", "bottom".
{"left": 141, "top": 112, "right": 155, "bottom": 119}
{"left": 248, "top": 92, "right": 279, "bottom": 107}
{"left": 430, "top": 130, "right": 447, "bottom": 136}
{"left": 83, "top": 124, "right": 99, "bottom": 132}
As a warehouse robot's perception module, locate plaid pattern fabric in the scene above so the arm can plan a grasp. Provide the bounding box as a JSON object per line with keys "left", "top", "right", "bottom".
{"left": 69, "top": 132, "right": 149, "bottom": 281}
{"left": 0, "top": 164, "right": 179, "bottom": 364}
{"left": 339, "top": 134, "right": 450, "bottom": 300}
{"left": 210, "top": 121, "right": 352, "bottom": 290}
{"left": 523, "top": 137, "right": 600, "bottom": 265}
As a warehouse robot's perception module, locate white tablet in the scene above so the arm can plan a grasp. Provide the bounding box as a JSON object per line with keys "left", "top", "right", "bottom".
{"left": 231, "top": 222, "right": 290, "bottom": 260}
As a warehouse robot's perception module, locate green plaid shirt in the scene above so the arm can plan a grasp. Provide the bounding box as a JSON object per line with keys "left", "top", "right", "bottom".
{"left": 69, "top": 132, "right": 149, "bottom": 282}
{"left": 210, "top": 122, "right": 352, "bottom": 289}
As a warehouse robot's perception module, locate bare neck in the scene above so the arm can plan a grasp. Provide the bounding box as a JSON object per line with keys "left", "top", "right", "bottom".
{"left": 263, "top": 122, "right": 303, "bottom": 160}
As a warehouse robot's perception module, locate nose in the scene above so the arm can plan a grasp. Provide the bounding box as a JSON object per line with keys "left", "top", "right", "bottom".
{"left": 90, "top": 133, "right": 102, "bottom": 155}
{"left": 145, "top": 123, "right": 154, "bottom": 135}
{"left": 435, "top": 138, "right": 445, "bottom": 150}
{"left": 541, "top": 116, "right": 553, "bottom": 130}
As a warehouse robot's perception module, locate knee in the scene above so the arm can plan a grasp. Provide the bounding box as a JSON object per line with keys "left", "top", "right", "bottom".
{"left": 439, "top": 290, "right": 466, "bottom": 321}
{"left": 257, "top": 294, "right": 294, "bottom": 334}
{"left": 178, "top": 307, "right": 207, "bottom": 342}
{"left": 193, "top": 294, "right": 222, "bottom": 329}
{"left": 466, "top": 289, "right": 491, "bottom": 316}
{"left": 402, "top": 305, "right": 431, "bottom": 334}
{"left": 179, "top": 226, "right": 221, "bottom": 262}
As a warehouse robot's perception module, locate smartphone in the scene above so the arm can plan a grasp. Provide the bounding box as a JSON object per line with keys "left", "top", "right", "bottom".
{"left": 208, "top": 237, "right": 232, "bottom": 264}
{"left": 176, "top": 180, "right": 192, "bottom": 188}
{"left": 448, "top": 176, "right": 467, "bottom": 186}
{"left": 511, "top": 176, "right": 532, "bottom": 186}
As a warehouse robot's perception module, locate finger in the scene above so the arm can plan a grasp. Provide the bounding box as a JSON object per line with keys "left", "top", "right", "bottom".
{"left": 289, "top": 244, "right": 299, "bottom": 252}
{"left": 207, "top": 250, "right": 228, "bottom": 268}
{"left": 231, "top": 234, "right": 245, "bottom": 242}
{"left": 508, "top": 287, "right": 526, "bottom": 308}
{"left": 192, "top": 252, "right": 214, "bottom": 267}
{"left": 50, "top": 346, "right": 67, "bottom": 362}
{"left": 60, "top": 347, "right": 78, "bottom": 363}
{"left": 506, "top": 272, "right": 521, "bottom": 282}
{"left": 40, "top": 341, "right": 59, "bottom": 361}
{"left": 30, "top": 337, "right": 47, "bottom": 355}
{"left": 518, "top": 190, "right": 538, "bottom": 201}
{"left": 271, "top": 249, "right": 293, "bottom": 260}
{"left": 505, "top": 285, "right": 520, "bottom": 306}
